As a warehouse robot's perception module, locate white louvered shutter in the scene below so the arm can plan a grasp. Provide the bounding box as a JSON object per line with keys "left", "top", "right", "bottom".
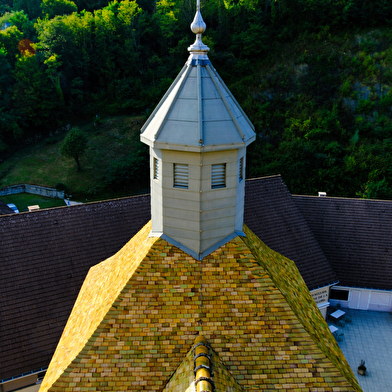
{"left": 173, "top": 163, "right": 189, "bottom": 188}
{"left": 154, "top": 158, "right": 159, "bottom": 180}
{"left": 211, "top": 163, "right": 226, "bottom": 189}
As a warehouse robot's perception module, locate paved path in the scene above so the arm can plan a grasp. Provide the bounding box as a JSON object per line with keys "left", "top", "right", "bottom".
{"left": 337, "top": 309, "right": 392, "bottom": 392}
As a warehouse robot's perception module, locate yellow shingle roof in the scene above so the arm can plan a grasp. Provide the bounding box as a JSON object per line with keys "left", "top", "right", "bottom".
{"left": 39, "top": 222, "right": 157, "bottom": 392}
{"left": 39, "top": 222, "right": 361, "bottom": 391}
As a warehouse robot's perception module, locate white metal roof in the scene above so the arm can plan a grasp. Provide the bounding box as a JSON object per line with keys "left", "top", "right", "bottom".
{"left": 140, "top": 56, "right": 255, "bottom": 152}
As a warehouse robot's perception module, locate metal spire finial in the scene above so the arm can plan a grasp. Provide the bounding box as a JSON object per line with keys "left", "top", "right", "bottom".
{"left": 190, "top": 0, "right": 206, "bottom": 35}
{"left": 187, "top": 0, "right": 209, "bottom": 64}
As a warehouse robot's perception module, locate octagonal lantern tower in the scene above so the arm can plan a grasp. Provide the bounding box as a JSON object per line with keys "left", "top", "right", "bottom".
{"left": 140, "top": 2, "right": 256, "bottom": 260}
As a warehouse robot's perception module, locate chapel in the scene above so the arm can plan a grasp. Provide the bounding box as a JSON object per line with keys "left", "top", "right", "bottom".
{"left": 37, "top": 3, "right": 361, "bottom": 391}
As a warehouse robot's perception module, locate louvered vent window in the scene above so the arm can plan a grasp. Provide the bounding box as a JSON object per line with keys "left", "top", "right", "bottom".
{"left": 153, "top": 158, "right": 159, "bottom": 180}
{"left": 211, "top": 163, "right": 226, "bottom": 189}
{"left": 173, "top": 163, "right": 189, "bottom": 188}
{"left": 239, "top": 157, "right": 244, "bottom": 182}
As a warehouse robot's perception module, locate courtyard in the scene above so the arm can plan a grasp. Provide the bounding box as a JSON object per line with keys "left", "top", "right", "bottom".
{"left": 336, "top": 309, "right": 392, "bottom": 392}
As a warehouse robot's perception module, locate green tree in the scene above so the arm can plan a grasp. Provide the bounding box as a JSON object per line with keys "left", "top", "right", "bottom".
{"left": 35, "top": 11, "right": 94, "bottom": 115}
{"left": 0, "top": 108, "right": 22, "bottom": 159}
{"left": 0, "top": 11, "right": 35, "bottom": 41}
{"left": 12, "top": 53, "right": 60, "bottom": 133}
{"left": 359, "top": 178, "right": 392, "bottom": 199}
{"left": 0, "top": 0, "right": 13, "bottom": 14}
{"left": 44, "top": 53, "right": 65, "bottom": 106}
{"left": 60, "top": 127, "right": 88, "bottom": 171}
{"left": 41, "top": 0, "right": 78, "bottom": 18}
{"left": 13, "top": 0, "right": 43, "bottom": 19}
{"left": 0, "top": 46, "right": 12, "bottom": 100}
{"left": 73, "top": 0, "right": 108, "bottom": 12}
{"left": 0, "top": 24, "right": 23, "bottom": 65}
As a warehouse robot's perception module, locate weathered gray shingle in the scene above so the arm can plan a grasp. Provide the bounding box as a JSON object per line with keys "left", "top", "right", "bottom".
{"left": 294, "top": 194, "right": 392, "bottom": 290}
{"left": 0, "top": 195, "right": 150, "bottom": 380}
{"left": 244, "top": 176, "right": 337, "bottom": 290}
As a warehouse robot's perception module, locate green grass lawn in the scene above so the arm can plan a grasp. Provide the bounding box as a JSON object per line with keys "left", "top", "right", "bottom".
{"left": 0, "top": 193, "right": 66, "bottom": 213}
{"left": 0, "top": 115, "right": 147, "bottom": 203}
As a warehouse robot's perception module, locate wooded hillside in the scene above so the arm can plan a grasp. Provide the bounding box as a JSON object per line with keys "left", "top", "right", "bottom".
{"left": 2, "top": 0, "right": 392, "bottom": 198}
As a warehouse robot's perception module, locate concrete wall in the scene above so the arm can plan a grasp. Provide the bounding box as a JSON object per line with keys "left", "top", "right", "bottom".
{"left": 310, "top": 286, "right": 332, "bottom": 319}
{"left": 0, "top": 370, "right": 45, "bottom": 392}
{"left": 330, "top": 286, "right": 392, "bottom": 312}
{"left": 0, "top": 185, "right": 65, "bottom": 199}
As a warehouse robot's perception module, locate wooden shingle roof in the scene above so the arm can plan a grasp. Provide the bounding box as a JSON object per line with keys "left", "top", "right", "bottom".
{"left": 1, "top": 175, "right": 375, "bottom": 382}
{"left": 294, "top": 194, "right": 392, "bottom": 290}
{"left": 0, "top": 176, "right": 342, "bottom": 382}
{"left": 39, "top": 222, "right": 360, "bottom": 391}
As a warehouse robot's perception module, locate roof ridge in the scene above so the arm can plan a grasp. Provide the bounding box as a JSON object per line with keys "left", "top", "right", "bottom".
{"left": 193, "top": 335, "right": 213, "bottom": 392}
{"left": 293, "top": 194, "right": 392, "bottom": 202}
{"left": 163, "top": 334, "right": 244, "bottom": 392}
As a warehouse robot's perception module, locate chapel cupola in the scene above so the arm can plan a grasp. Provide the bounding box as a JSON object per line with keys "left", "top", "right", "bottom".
{"left": 140, "top": 1, "right": 255, "bottom": 259}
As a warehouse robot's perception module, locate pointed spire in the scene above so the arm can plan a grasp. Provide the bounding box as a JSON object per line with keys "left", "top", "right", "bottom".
{"left": 188, "top": 0, "right": 210, "bottom": 64}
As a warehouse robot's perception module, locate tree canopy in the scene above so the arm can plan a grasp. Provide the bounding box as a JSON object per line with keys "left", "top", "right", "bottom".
{"left": 2, "top": 0, "right": 392, "bottom": 198}
{"left": 60, "top": 127, "right": 88, "bottom": 171}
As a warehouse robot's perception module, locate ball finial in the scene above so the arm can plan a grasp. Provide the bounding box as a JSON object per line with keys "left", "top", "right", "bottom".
{"left": 190, "top": 8, "right": 206, "bottom": 35}
{"left": 187, "top": 0, "right": 209, "bottom": 59}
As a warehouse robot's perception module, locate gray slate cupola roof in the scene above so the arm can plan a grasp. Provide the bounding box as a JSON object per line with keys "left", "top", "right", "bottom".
{"left": 140, "top": 3, "right": 255, "bottom": 152}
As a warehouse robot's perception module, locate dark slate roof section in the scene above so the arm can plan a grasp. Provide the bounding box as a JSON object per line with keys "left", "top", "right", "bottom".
{"left": 0, "top": 195, "right": 150, "bottom": 381}
{"left": 244, "top": 176, "right": 338, "bottom": 291}
{"left": 294, "top": 195, "right": 392, "bottom": 291}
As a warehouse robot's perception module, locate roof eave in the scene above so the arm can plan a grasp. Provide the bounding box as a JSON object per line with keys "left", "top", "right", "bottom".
{"left": 140, "top": 136, "right": 255, "bottom": 152}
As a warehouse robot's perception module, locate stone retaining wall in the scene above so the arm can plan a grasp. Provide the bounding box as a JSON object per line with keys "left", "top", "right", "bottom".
{"left": 0, "top": 184, "right": 65, "bottom": 199}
